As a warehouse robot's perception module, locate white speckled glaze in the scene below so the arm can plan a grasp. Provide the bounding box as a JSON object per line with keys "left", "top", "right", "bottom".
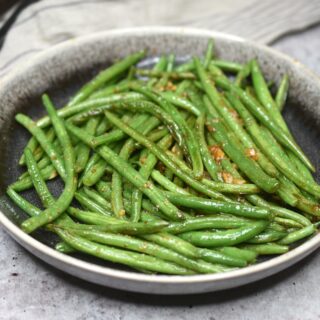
{"left": 0, "top": 27, "right": 319, "bottom": 295}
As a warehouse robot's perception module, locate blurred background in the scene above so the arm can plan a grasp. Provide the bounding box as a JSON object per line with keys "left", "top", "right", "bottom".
{"left": 0, "top": 0, "right": 319, "bottom": 77}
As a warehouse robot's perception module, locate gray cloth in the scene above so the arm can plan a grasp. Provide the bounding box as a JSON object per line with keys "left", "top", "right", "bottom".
{"left": 0, "top": 0, "right": 320, "bottom": 77}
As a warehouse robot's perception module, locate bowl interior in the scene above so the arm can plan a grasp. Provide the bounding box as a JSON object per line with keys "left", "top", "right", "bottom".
{"left": 0, "top": 28, "right": 319, "bottom": 281}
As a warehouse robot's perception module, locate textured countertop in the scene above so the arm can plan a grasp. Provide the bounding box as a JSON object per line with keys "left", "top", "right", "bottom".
{"left": 1, "top": 24, "right": 320, "bottom": 320}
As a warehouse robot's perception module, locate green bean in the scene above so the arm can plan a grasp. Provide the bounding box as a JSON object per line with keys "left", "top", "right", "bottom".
{"left": 82, "top": 187, "right": 113, "bottom": 211}
{"left": 68, "top": 228, "right": 233, "bottom": 273}
{"left": 40, "top": 93, "right": 144, "bottom": 131}
{"left": 274, "top": 217, "right": 303, "bottom": 229}
{"left": 24, "top": 148, "right": 53, "bottom": 208}
{"left": 79, "top": 152, "right": 101, "bottom": 187}
{"left": 75, "top": 117, "right": 100, "bottom": 173}
{"left": 135, "top": 69, "right": 196, "bottom": 80}
{"left": 275, "top": 74, "right": 289, "bottom": 111}
{"left": 79, "top": 100, "right": 183, "bottom": 148}
{"left": 287, "top": 150, "right": 316, "bottom": 186}
{"left": 160, "top": 92, "right": 201, "bottom": 116}
{"left": 142, "top": 233, "right": 199, "bottom": 259}
{"left": 90, "top": 81, "right": 132, "bottom": 100}
{"left": 104, "top": 111, "right": 256, "bottom": 199}
{"left": 140, "top": 127, "right": 169, "bottom": 144}
{"left": 228, "top": 91, "right": 320, "bottom": 198}
{"left": 247, "top": 195, "right": 311, "bottom": 227}
{"left": 175, "top": 61, "right": 194, "bottom": 72}
{"left": 242, "top": 243, "right": 289, "bottom": 255}
{"left": 65, "top": 208, "right": 168, "bottom": 235}
{"left": 246, "top": 228, "right": 287, "bottom": 244}
{"left": 82, "top": 158, "right": 109, "bottom": 187}
{"left": 208, "top": 63, "right": 229, "bottom": 80}
{"left": 217, "top": 247, "right": 257, "bottom": 263}
{"left": 196, "top": 114, "right": 220, "bottom": 181}
{"left": 258, "top": 127, "right": 320, "bottom": 200}
{"left": 19, "top": 127, "right": 56, "bottom": 166}
{"left": 112, "top": 116, "right": 160, "bottom": 217}
{"left": 251, "top": 60, "right": 290, "bottom": 134}
{"left": 147, "top": 56, "right": 168, "bottom": 88}
{"left": 66, "top": 121, "right": 185, "bottom": 221}
{"left": 55, "top": 241, "right": 76, "bottom": 254}
{"left": 202, "top": 97, "right": 278, "bottom": 193}
{"left": 130, "top": 84, "right": 204, "bottom": 179}
{"left": 18, "top": 134, "right": 40, "bottom": 166}
{"left": 56, "top": 228, "right": 194, "bottom": 275}
{"left": 214, "top": 76, "right": 314, "bottom": 171}
{"left": 15, "top": 114, "right": 66, "bottom": 180}
{"left": 164, "top": 216, "right": 249, "bottom": 234}
{"left": 164, "top": 193, "right": 271, "bottom": 219}
{"left": 19, "top": 132, "right": 62, "bottom": 182}
{"left": 68, "top": 51, "right": 145, "bottom": 106}
{"left": 21, "top": 95, "right": 77, "bottom": 233}
{"left": 278, "top": 225, "right": 316, "bottom": 245}
{"left": 235, "top": 61, "right": 252, "bottom": 87}
{"left": 10, "top": 165, "right": 57, "bottom": 192}
{"left": 75, "top": 191, "right": 113, "bottom": 216}
{"left": 179, "top": 221, "right": 268, "bottom": 247}
{"left": 151, "top": 170, "right": 190, "bottom": 195}
{"left": 131, "top": 135, "right": 173, "bottom": 222}
{"left": 215, "top": 93, "right": 279, "bottom": 178}
{"left": 7, "top": 188, "right": 42, "bottom": 217}
{"left": 196, "top": 62, "right": 280, "bottom": 192}
{"left": 204, "top": 39, "right": 214, "bottom": 68}
{"left": 198, "top": 248, "right": 246, "bottom": 267}
{"left": 176, "top": 80, "right": 191, "bottom": 95}
{"left": 166, "top": 54, "right": 175, "bottom": 72}
{"left": 211, "top": 60, "right": 243, "bottom": 73}
{"left": 81, "top": 114, "right": 145, "bottom": 187}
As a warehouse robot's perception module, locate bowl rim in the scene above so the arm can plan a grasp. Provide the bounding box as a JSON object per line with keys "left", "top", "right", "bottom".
{"left": 0, "top": 26, "right": 319, "bottom": 286}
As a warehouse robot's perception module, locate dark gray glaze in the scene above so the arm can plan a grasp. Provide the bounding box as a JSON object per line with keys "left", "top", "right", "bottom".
{"left": 0, "top": 27, "right": 319, "bottom": 294}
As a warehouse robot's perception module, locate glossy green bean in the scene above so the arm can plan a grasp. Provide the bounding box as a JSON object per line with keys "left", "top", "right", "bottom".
{"left": 179, "top": 221, "right": 269, "bottom": 247}
{"left": 130, "top": 84, "right": 204, "bottom": 179}
{"left": 56, "top": 228, "right": 193, "bottom": 275}
{"left": 278, "top": 225, "right": 316, "bottom": 245}
{"left": 68, "top": 51, "right": 145, "bottom": 106}
{"left": 21, "top": 95, "right": 77, "bottom": 233}
{"left": 214, "top": 76, "right": 314, "bottom": 171}
{"left": 164, "top": 193, "right": 271, "bottom": 219}
{"left": 15, "top": 114, "right": 66, "bottom": 180}
{"left": 242, "top": 243, "right": 289, "bottom": 255}
{"left": 275, "top": 74, "right": 289, "bottom": 111}
{"left": 69, "top": 228, "right": 234, "bottom": 273}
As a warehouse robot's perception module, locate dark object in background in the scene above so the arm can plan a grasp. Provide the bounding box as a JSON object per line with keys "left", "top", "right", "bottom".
{"left": 0, "top": 0, "right": 19, "bottom": 16}
{"left": 0, "top": 0, "right": 40, "bottom": 50}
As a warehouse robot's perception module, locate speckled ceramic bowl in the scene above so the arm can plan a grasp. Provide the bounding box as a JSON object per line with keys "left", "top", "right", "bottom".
{"left": 0, "top": 27, "right": 319, "bottom": 295}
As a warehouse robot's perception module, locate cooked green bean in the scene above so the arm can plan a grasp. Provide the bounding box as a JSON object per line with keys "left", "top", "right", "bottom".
{"left": 56, "top": 228, "right": 194, "bottom": 275}
{"left": 68, "top": 51, "right": 145, "bottom": 106}
{"left": 104, "top": 111, "right": 257, "bottom": 199}
{"left": 130, "top": 84, "right": 204, "bottom": 179}
{"left": 15, "top": 114, "right": 66, "bottom": 180}
{"left": 242, "top": 243, "right": 289, "bottom": 255}
{"left": 275, "top": 74, "right": 289, "bottom": 111}
{"left": 21, "top": 95, "right": 77, "bottom": 233}
{"left": 179, "top": 221, "right": 269, "bottom": 247}
{"left": 131, "top": 135, "right": 173, "bottom": 222}
{"left": 164, "top": 193, "right": 271, "bottom": 219}
{"left": 278, "top": 225, "right": 316, "bottom": 245}
{"left": 214, "top": 76, "right": 314, "bottom": 171}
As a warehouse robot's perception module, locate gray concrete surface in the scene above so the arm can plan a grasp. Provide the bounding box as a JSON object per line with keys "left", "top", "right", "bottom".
{"left": 1, "top": 24, "right": 320, "bottom": 320}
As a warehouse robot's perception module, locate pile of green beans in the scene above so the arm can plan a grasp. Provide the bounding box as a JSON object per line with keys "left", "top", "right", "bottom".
{"left": 8, "top": 40, "right": 319, "bottom": 275}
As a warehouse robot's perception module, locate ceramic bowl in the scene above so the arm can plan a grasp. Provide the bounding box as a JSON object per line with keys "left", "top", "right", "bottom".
{"left": 0, "top": 27, "right": 319, "bottom": 294}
